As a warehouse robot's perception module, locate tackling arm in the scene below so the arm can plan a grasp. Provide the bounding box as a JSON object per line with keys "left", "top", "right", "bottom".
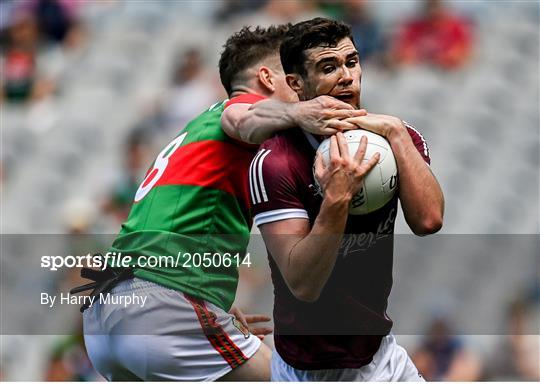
{"left": 221, "top": 99, "right": 295, "bottom": 144}
{"left": 221, "top": 96, "right": 366, "bottom": 145}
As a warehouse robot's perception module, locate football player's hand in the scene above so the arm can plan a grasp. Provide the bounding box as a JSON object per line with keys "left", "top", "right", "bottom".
{"left": 343, "top": 112, "right": 405, "bottom": 139}
{"left": 229, "top": 306, "right": 272, "bottom": 340}
{"left": 293, "top": 96, "right": 367, "bottom": 136}
{"left": 314, "top": 132, "right": 379, "bottom": 203}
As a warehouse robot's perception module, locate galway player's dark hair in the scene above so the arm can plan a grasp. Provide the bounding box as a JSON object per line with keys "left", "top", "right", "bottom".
{"left": 219, "top": 24, "right": 291, "bottom": 96}
{"left": 280, "top": 17, "right": 355, "bottom": 77}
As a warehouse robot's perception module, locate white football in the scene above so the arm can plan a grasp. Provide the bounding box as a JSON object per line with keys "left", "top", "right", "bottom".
{"left": 316, "top": 129, "right": 398, "bottom": 215}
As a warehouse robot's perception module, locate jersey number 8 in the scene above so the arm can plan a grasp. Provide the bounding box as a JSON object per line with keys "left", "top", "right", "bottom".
{"left": 134, "top": 132, "right": 188, "bottom": 202}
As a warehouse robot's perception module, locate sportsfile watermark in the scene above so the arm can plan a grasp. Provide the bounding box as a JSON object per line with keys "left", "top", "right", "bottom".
{"left": 40, "top": 251, "right": 252, "bottom": 271}
{"left": 1, "top": 234, "right": 538, "bottom": 335}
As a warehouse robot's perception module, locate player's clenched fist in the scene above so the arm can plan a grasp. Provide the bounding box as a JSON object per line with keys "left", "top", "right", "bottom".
{"left": 314, "top": 132, "right": 380, "bottom": 204}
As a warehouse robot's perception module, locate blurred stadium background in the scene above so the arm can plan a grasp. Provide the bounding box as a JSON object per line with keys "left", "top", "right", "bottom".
{"left": 1, "top": 0, "right": 539, "bottom": 381}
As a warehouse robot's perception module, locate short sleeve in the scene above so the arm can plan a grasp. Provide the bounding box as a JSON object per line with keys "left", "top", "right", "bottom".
{"left": 404, "top": 121, "right": 431, "bottom": 165}
{"left": 224, "top": 93, "right": 266, "bottom": 109}
{"left": 222, "top": 94, "right": 267, "bottom": 149}
{"left": 249, "top": 147, "right": 308, "bottom": 227}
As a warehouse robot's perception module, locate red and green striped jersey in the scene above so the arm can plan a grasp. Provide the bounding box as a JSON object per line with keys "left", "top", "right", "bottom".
{"left": 110, "top": 94, "right": 264, "bottom": 311}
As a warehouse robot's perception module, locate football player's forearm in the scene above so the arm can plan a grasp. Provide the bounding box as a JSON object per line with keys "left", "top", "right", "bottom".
{"left": 388, "top": 128, "right": 444, "bottom": 235}
{"left": 237, "top": 100, "right": 297, "bottom": 144}
{"left": 221, "top": 100, "right": 297, "bottom": 144}
{"left": 286, "top": 197, "right": 349, "bottom": 302}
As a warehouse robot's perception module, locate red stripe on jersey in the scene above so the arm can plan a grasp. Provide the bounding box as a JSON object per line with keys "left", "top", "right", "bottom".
{"left": 155, "top": 140, "right": 255, "bottom": 209}
{"left": 225, "top": 93, "right": 266, "bottom": 109}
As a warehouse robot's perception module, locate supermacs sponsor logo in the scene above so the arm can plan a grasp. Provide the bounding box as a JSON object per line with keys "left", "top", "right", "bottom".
{"left": 339, "top": 207, "right": 397, "bottom": 257}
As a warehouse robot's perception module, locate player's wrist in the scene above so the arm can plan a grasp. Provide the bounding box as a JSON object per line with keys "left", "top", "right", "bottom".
{"left": 387, "top": 124, "right": 414, "bottom": 151}
{"left": 317, "top": 195, "right": 350, "bottom": 231}
{"left": 286, "top": 102, "right": 303, "bottom": 128}
{"left": 386, "top": 119, "right": 408, "bottom": 142}
{"left": 323, "top": 190, "right": 353, "bottom": 207}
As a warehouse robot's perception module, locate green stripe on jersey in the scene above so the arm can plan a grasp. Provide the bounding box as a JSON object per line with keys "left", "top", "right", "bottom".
{"left": 182, "top": 100, "right": 229, "bottom": 144}
{"left": 109, "top": 100, "right": 254, "bottom": 311}
{"left": 120, "top": 184, "right": 250, "bottom": 239}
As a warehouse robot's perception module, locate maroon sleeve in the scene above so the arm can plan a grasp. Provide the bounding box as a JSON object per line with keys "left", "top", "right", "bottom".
{"left": 404, "top": 121, "right": 431, "bottom": 165}
{"left": 249, "top": 142, "right": 308, "bottom": 227}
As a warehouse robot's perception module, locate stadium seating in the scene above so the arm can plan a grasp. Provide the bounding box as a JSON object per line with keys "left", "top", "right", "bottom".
{"left": 1, "top": 1, "right": 538, "bottom": 380}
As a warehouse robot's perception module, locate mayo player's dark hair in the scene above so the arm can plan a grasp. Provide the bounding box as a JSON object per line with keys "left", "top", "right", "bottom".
{"left": 219, "top": 24, "right": 291, "bottom": 96}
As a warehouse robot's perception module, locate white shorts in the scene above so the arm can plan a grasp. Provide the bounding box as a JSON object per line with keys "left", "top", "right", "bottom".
{"left": 83, "top": 278, "right": 261, "bottom": 381}
{"left": 271, "top": 334, "right": 424, "bottom": 382}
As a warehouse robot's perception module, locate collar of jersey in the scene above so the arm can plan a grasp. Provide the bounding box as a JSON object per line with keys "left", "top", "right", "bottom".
{"left": 302, "top": 131, "right": 321, "bottom": 150}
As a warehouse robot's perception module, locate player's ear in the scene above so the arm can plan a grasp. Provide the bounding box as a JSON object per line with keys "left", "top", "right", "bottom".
{"left": 286, "top": 74, "right": 303, "bottom": 96}
{"left": 257, "top": 66, "right": 275, "bottom": 93}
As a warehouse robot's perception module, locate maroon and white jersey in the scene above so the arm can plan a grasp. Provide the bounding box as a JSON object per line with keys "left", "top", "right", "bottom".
{"left": 250, "top": 126, "right": 430, "bottom": 370}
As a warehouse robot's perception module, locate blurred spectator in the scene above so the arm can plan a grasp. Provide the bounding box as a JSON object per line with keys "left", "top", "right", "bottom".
{"left": 263, "top": 0, "right": 318, "bottom": 22}
{"left": 225, "top": 0, "right": 322, "bottom": 31}
{"left": 392, "top": 0, "right": 473, "bottom": 69}
{"left": 342, "top": 0, "right": 387, "bottom": 63}
{"left": 2, "top": 10, "right": 41, "bottom": 102}
{"left": 0, "top": 0, "right": 17, "bottom": 45}
{"left": 16, "top": 0, "right": 86, "bottom": 48}
{"left": 62, "top": 197, "right": 98, "bottom": 235}
{"left": 35, "top": 0, "right": 73, "bottom": 44}
{"left": 162, "top": 47, "right": 223, "bottom": 132}
{"left": 1, "top": 0, "right": 87, "bottom": 104}
{"left": 412, "top": 317, "right": 482, "bottom": 381}
{"left": 45, "top": 327, "right": 100, "bottom": 381}
{"left": 484, "top": 300, "right": 540, "bottom": 380}
{"left": 102, "top": 130, "right": 154, "bottom": 224}
{"left": 316, "top": 0, "right": 346, "bottom": 20}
